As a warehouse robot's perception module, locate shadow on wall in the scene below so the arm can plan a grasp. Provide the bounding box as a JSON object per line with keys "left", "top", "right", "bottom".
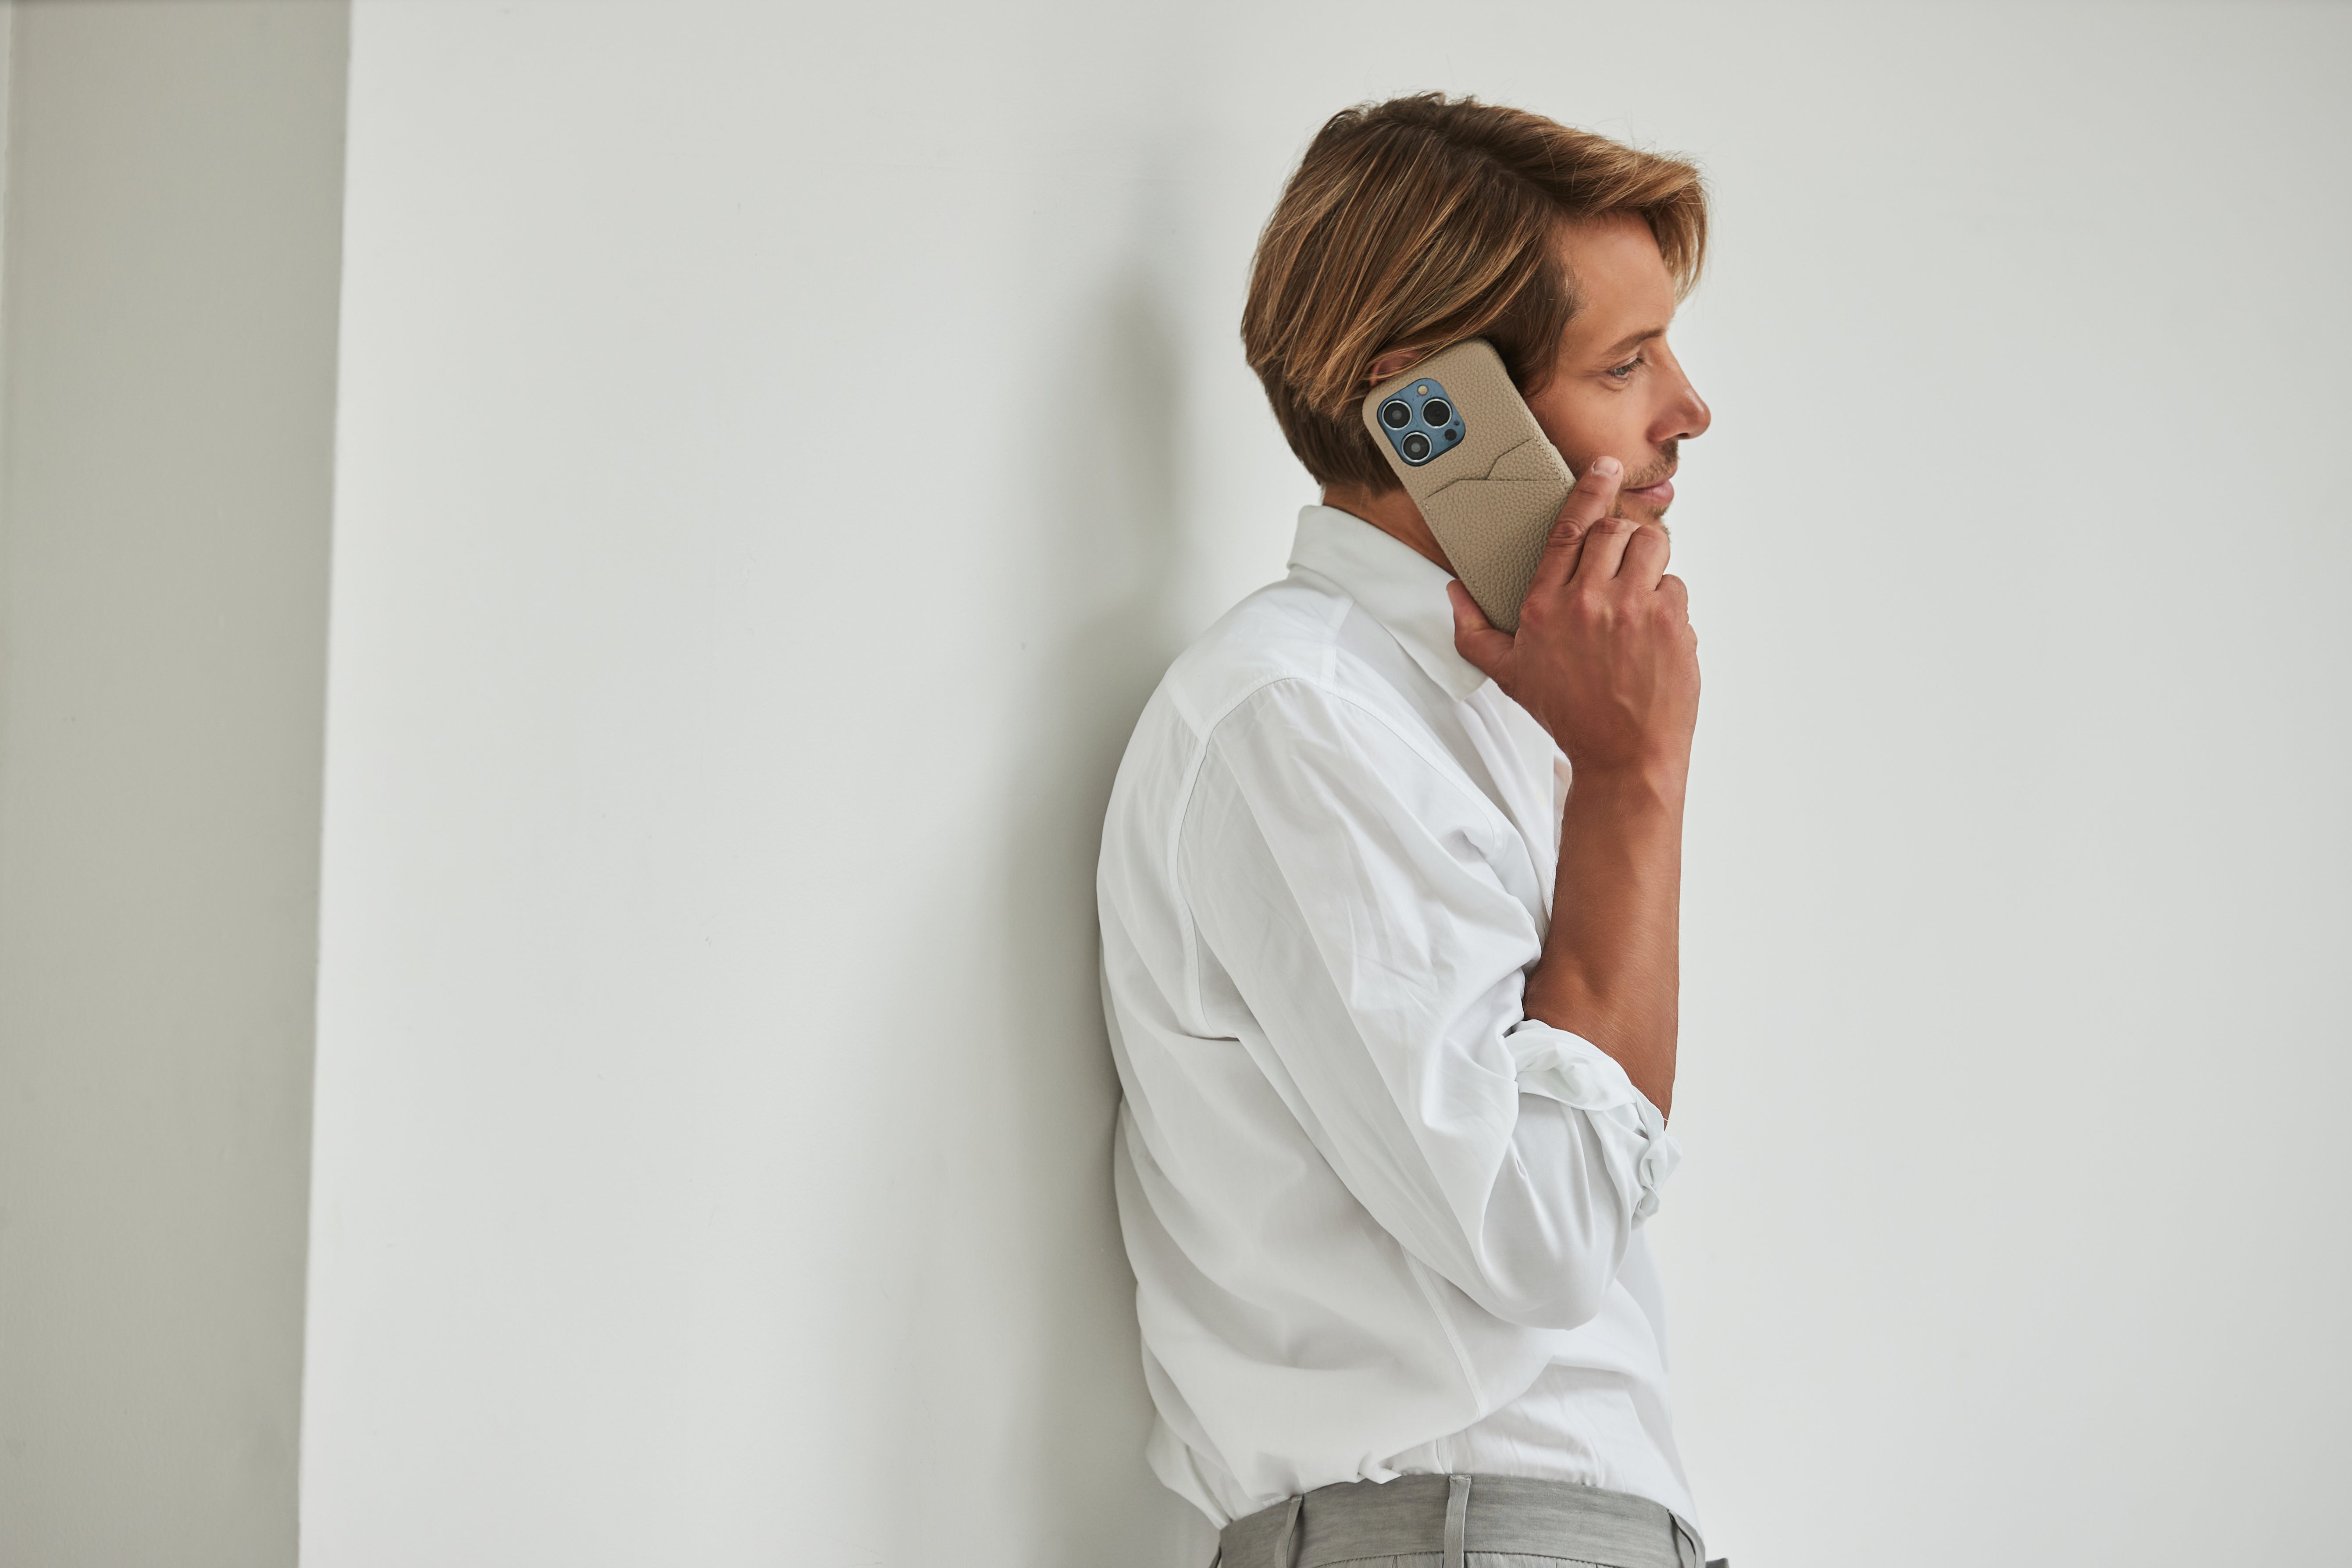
{"left": 881, "top": 260, "right": 1222, "bottom": 1565}
{"left": 998, "top": 265, "right": 1215, "bottom": 1564}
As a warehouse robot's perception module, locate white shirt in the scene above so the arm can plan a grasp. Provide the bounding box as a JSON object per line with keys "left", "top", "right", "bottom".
{"left": 1098, "top": 505, "right": 1694, "bottom": 1530}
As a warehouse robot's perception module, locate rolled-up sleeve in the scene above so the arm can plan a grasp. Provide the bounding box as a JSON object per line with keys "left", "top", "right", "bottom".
{"left": 1178, "top": 678, "right": 1679, "bottom": 1331}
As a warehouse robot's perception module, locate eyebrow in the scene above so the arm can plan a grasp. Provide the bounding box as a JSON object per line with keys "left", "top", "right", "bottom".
{"left": 1597, "top": 326, "right": 1668, "bottom": 361}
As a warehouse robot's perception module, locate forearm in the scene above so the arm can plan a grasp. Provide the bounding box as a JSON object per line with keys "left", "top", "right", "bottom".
{"left": 1446, "top": 463, "right": 1700, "bottom": 1118}
{"left": 1523, "top": 762, "right": 1686, "bottom": 1119}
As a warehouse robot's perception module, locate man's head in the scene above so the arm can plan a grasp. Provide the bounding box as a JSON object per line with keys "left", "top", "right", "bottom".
{"left": 1242, "top": 94, "right": 1712, "bottom": 528}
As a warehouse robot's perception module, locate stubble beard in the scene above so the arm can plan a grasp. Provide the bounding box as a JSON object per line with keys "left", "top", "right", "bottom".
{"left": 1612, "top": 439, "right": 1678, "bottom": 534}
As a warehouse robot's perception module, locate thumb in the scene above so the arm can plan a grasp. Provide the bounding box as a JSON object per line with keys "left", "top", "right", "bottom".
{"left": 1448, "top": 580, "right": 1514, "bottom": 678}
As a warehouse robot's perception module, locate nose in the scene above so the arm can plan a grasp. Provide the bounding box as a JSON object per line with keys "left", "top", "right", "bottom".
{"left": 1654, "top": 347, "right": 1710, "bottom": 445}
{"left": 1675, "top": 383, "right": 1712, "bottom": 442}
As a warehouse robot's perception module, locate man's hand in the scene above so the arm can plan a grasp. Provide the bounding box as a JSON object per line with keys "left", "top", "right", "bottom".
{"left": 1445, "top": 454, "right": 1698, "bottom": 1118}
{"left": 1447, "top": 456, "right": 1700, "bottom": 782}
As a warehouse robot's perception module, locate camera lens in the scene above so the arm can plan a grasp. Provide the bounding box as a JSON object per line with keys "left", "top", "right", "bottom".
{"left": 1401, "top": 431, "right": 1432, "bottom": 462}
{"left": 1421, "top": 399, "right": 1451, "bottom": 427}
{"left": 1381, "top": 400, "right": 1412, "bottom": 430}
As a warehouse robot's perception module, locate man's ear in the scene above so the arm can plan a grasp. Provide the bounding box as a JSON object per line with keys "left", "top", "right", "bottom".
{"left": 1366, "top": 346, "right": 1429, "bottom": 385}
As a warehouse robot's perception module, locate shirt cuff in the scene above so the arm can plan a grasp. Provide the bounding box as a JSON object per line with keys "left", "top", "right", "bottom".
{"left": 1502, "top": 1018, "right": 1682, "bottom": 1225}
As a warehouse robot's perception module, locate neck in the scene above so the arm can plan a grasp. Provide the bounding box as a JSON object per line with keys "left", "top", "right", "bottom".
{"left": 1320, "top": 484, "right": 1455, "bottom": 576}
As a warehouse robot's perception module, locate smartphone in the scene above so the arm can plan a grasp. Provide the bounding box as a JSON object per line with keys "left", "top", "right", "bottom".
{"left": 1358, "top": 339, "right": 1573, "bottom": 634}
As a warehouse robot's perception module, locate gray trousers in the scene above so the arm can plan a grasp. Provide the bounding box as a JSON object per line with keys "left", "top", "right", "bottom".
{"left": 1215, "top": 1473, "right": 1724, "bottom": 1568}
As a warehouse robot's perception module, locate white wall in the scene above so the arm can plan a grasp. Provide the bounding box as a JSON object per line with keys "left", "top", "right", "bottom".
{"left": 0, "top": 4, "right": 348, "bottom": 1564}
{"left": 301, "top": 4, "right": 2352, "bottom": 1566}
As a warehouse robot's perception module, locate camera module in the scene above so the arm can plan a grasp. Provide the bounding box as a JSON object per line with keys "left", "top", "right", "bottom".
{"left": 1381, "top": 400, "right": 1413, "bottom": 429}
{"left": 1421, "top": 399, "right": 1451, "bottom": 428}
{"left": 1401, "top": 431, "right": 1432, "bottom": 463}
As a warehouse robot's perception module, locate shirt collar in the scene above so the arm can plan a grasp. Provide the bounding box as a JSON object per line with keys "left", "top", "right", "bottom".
{"left": 1287, "top": 504, "right": 1489, "bottom": 702}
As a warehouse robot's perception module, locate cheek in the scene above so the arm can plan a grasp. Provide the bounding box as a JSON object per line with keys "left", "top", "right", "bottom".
{"left": 1531, "top": 385, "right": 1639, "bottom": 471}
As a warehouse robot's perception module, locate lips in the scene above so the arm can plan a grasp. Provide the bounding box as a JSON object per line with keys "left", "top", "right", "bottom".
{"left": 1623, "top": 475, "right": 1675, "bottom": 509}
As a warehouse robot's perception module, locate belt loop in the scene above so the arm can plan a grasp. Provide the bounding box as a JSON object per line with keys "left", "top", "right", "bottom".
{"left": 1443, "top": 1474, "right": 1472, "bottom": 1568}
{"left": 1670, "top": 1511, "right": 1703, "bottom": 1568}
{"left": 1272, "top": 1493, "right": 1303, "bottom": 1568}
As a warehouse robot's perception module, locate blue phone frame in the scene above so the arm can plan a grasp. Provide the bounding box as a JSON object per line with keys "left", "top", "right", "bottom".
{"left": 1373, "top": 376, "right": 1468, "bottom": 467}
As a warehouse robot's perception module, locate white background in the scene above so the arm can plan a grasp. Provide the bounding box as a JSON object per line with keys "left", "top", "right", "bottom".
{"left": 300, "top": 4, "right": 2352, "bottom": 1565}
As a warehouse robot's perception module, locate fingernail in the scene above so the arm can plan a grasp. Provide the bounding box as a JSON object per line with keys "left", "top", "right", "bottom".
{"left": 1593, "top": 456, "right": 1621, "bottom": 478}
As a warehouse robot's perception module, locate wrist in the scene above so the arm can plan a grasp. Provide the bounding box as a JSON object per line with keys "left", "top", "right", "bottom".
{"left": 1565, "top": 753, "right": 1690, "bottom": 802}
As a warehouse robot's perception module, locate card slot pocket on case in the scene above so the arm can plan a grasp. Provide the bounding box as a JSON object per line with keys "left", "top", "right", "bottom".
{"left": 1426, "top": 476, "right": 1564, "bottom": 634}
{"left": 1422, "top": 437, "right": 1560, "bottom": 496}
{"left": 1424, "top": 477, "right": 1572, "bottom": 521}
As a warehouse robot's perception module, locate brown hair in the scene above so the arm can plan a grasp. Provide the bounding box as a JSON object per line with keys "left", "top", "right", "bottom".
{"left": 1242, "top": 93, "right": 1708, "bottom": 492}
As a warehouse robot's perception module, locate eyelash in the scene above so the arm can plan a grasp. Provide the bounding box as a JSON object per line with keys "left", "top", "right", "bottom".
{"left": 1607, "top": 354, "right": 1646, "bottom": 381}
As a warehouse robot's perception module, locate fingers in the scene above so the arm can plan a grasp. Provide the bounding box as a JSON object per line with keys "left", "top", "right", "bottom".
{"left": 1447, "top": 580, "right": 1514, "bottom": 677}
{"left": 1528, "top": 456, "right": 1625, "bottom": 598}
{"left": 1575, "top": 518, "right": 1674, "bottom": 586}
{"left": 1618, "top": 523, "right": 1671, "bottom": 588}
{"left": 1573, "top": 516, "right": 1638, "bottom": 581}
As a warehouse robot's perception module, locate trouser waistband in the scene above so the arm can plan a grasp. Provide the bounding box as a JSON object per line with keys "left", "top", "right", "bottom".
{"left": 1217, "top": 1473, "right": 1717, "bottom": 1568}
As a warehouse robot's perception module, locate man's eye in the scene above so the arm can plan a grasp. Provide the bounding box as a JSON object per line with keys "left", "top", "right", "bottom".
{"left": 1607, "top": 356, "right": 1644, "bottom": 381}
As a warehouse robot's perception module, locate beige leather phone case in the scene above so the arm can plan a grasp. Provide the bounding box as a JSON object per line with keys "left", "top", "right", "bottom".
{"left": 1359, "top": 339, "right": 1572, "bottom": 634}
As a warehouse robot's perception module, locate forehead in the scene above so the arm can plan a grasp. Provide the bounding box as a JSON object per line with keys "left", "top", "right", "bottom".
{"left": 1557, "top": 214, "right": 1675, "bottom": 341}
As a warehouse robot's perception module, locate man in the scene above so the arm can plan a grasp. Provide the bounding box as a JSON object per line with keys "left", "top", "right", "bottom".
{"left": 1098, "top": 94, "right": 1719, "bottom": 1568}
